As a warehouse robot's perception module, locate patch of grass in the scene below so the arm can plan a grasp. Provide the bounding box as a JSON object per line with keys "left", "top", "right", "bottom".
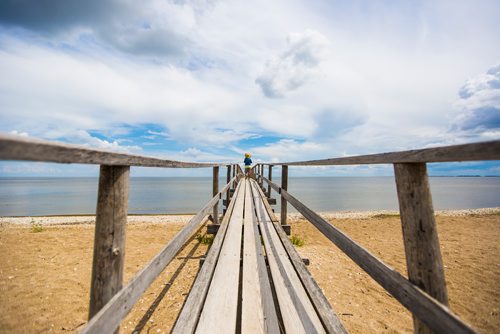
{"left": 290, "top": 235, "right": 305, "bottom": 247}
{"left": 195, "top": 233, "right": 214, "bottom": 245}
{"left": 372, "top": 213, "right": 400, "bottom": 219}
{"left": 30, "top": 220, "right": 43, "bottom": 233}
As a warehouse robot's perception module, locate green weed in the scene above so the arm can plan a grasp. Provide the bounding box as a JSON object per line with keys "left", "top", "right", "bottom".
{"left": 30, "top": 220, "right": 43, "bottom": 233}
{"left": 195, "top": 233, "right": 214, "bottom": 245}
{"left": 290, "top": 235, "right": 305, "bottom": 247}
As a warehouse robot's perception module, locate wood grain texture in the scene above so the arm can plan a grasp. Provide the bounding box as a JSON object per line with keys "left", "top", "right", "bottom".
{"left": 241, "top": 180, "right": 266, "bottom": 333}
{"left": 80, "top": 178, "right": 236, "bottom": 334}
{"left": 281, "top": 165, "right": 288, "bottom": 226}
{"left": 225, "top": 165, "right": 231, "bottom": 209}
{"left": 195, "top": 180, "right": 245, "bottom": 333}
{"left": 261, "top": 177, "right": 476, "bottom": 334}
{"left": 260, "top": 140, "right": 500, "bottom": 166}
{"left": 172, "top": 181, "right": 242, "bottom": 334}
{"left": 89, "top": 166, "right": 129, "bottom": 324}
{"left": 251, "top": 180, "right": 325, "bottom": 334}
{"left": 212, "top": 167, "right": 219, "bottom": 225}
{"left": 253, "top": 180, "right": 346, "bottom": 334}
{"left": 0, "top": 133, "right": 219, "bottom": 168}
{"left": 267, "top": 165, "right": 273, "bottom": 197}
{"left": 394, "top": 163, "right": 449, "bottom": 334}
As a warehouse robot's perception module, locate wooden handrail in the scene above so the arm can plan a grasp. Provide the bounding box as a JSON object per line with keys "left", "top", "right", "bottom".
{"left": 261, "top": 140, "right": 500, "bottom": 166}
{"left": 0, "top": 133, "right": 222, "bottom": 168}
{"left": 262, "top": 176, "right": 476, "bottom": 334}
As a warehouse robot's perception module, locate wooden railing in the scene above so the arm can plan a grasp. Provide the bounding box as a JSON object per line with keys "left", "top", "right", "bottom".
{"left": 254, "top": 139, "right": 500, "bottom": 334}
{"left": 2, "top": 133, "right": 499, "bottom": 333}
{"left": 0, "top": 133, "right": 242, "bottom": 333}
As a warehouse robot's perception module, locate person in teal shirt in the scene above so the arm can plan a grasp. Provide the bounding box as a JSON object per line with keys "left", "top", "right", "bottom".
{"left": 244, "top": 153, "right": 252, "bottom": 176}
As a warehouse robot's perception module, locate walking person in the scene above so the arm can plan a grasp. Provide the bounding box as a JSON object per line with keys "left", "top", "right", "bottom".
{"left": 244, "top": 153, "right": 252, "bottom": 177}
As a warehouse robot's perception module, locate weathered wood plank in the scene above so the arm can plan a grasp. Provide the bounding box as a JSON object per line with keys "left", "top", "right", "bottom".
{"left": 195, "top": 180, "right": 246, "bottom": 333}
{"left": 0, "top": 133, "right": 219, "bottom": 168}
{"left": 261, "top": 177, "right": 476, "bottom": 334}
{"left": 172, "top": 181, "right": 242, "bottom": 334}
{"left": 251, "top": 180, "right": 325, "bottom": 334}
{"left": 89, "top": 165, "right": 129, "bottom": 327}
{"left": 242, "top": 180, "right": 266, "bottom": 333}
{"left": 80, "top": 178, "right": 236, "bottom": 334}
{"left": 281, "top": 165, "right": 288, "bottom": 226}
{"left": 394, "top": 163, "right": 449, "bottom": 334}
{"left": 262, "top": 140, "right": 500, "bottom": 166}
{"left": 247, "top": 183, "right": 281, "bottom": 334}
{"left": 253, "top": 180, "right": 347, "bottom": 334}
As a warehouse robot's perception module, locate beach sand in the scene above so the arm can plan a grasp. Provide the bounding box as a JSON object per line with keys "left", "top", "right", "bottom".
{"left": 0, "top": 209, "right": 499, "bottom": 333}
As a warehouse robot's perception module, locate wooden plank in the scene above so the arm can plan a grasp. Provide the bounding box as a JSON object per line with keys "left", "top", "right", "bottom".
{"left": 251, "top": 181, "right": 325, "bottom": 334}
{"left": 172, "top": 181, "right": 243, "bottom": 334}
{"left": 394, "top": 163, "right": 449, "bottom": 334}
{"left": 253, "top": 180, "right": 347, "bottom": 334}
{"left": 213, "top": 166, "right": 219, "bottom": 224}
{"left": 80, "top": 178, "right": 236, "bottom": 334}
{"left": 195, "top": 180, "right": 246, "bottom": 333}
{"left": 262, "top": 177, "right": 476, "bottom": 334}
{"left": 242, "top": 179, "right": 269, "bottom": 333}
{"left": 247, "top": 185, "right": 281, "bottom": 334}
{"left": 260, "top": 140, "right": 500, "bottom": 166}
{"left": 0, "top": 133, "right": 219, "bottom": 168}
{"left": 281, "top": 165, "right": 288, "bottom": 226}
{"left": 89, "top": 165, "right": 129, "bottom": 327}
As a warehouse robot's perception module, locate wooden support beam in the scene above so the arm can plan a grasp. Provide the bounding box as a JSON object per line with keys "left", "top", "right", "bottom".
{"left": 226, "top": 165, "right": 231, "bottom": 211}
{"left": 88, "top": 165, "right": 129, "bottom": 329}
{"left": 267, "top": 165, "right": 273, "bottom": 197}
{"left": 281, "top": 165, "right": 288, "bottom": 226}
{"left": 394, "top": 163, "right": 449, "bottom": 334}
{"left": 213, "top": 166, "right": 219, "bottom": 224}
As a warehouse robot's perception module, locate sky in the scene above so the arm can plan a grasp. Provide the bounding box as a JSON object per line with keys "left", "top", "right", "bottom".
{"left": 0, "top": 0, "right": 499, "bottom": 177}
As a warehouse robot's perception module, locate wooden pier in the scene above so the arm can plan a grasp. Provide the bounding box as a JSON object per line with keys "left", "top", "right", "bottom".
{"left": 1, "top": 133, "right": 500, "bottom": 333}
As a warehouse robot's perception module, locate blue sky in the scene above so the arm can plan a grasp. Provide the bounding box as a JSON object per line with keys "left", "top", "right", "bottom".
{"left": 0, "top": 0, "right": 499, "bottom": 177}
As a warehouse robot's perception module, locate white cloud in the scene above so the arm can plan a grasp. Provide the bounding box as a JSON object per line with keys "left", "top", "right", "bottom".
{"left": 453, "top": 63, "right": 500, "bottom": 133}
{"left": 255, "top": 29, "right": 329, "bottom": 98}
{"left": 252, "top": 139, "right": 329, "bottom": 163}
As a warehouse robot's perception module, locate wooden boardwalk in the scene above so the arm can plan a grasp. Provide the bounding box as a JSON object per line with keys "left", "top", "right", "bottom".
{"left": 2, "top": 134, "right": 499, "bottom": 333}
{"left": 174, "top": 177, "right": 345, "bottom": 333}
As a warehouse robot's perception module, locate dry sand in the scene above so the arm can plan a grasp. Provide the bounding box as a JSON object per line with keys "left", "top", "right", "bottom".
{"left": 0, "top": 209, "right": 499, "bottom": 333}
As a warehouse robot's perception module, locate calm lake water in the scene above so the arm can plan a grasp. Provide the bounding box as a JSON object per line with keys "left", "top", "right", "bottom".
{"left": 0, "top": 177, "right": 499, "bottom": 216}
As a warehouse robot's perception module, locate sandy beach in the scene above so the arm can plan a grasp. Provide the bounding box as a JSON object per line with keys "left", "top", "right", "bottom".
{"left": 0, "top": 209, "right": 499, "bottom": 333}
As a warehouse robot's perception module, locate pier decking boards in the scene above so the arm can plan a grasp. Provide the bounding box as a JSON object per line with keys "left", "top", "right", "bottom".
{"left": 174, "top": 178, "right": 343, "bottom": 333}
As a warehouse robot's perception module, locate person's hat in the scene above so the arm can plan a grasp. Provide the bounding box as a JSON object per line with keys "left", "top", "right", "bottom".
{"left": 245, "top": 153, "right": 251, "bottom": 158}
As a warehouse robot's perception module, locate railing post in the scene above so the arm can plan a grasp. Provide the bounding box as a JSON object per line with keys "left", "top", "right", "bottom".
{"left": 89, "top": 165, "right": 129, "bottom": 330}
{"left": 267, "top": 165, "right": 273, "bottom": 197}
{"left": 280, "top": 165, "right": 288, "bottom": 226}
{"left": 213, "top": 166, "right": 219, "bottom": 224}
{"left": 394, "top": 163, "right": 449, "bottom": 334}
{"left": 225, "top": 165, "right": 231, "bottom": 212}
{"left": 261, "top": 164, "right": 264, "bottom": 187}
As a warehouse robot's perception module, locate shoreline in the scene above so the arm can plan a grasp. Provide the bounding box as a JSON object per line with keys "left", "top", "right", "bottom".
{"left": 1, "top": 207, "right": 498, "bottom": 226}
